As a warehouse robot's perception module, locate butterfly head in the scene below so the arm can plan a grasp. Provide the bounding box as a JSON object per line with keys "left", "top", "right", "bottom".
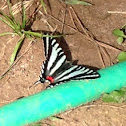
{"left": 39, "top": 76, "right": 46, "bottom": 83}
{"left": 39, "top": 76, "right": 54, "bottom": 84}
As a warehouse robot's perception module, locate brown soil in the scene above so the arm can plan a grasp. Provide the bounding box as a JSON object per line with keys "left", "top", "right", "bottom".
{"left": 0, "top": 0, "right": 126, "bottom": 126}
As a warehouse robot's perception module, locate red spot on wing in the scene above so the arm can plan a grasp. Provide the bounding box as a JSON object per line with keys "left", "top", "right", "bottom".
{"left": 46, "top": 76, "right": 54, "bottom": 83}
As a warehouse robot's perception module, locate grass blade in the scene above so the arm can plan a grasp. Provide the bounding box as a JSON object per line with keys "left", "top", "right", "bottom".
{"left": 10, "top": 35, "right": 25, "bottom": 66}
{"left": 40, "top": 0, "right": 47, "bottom": 14}
{"left": 65, "top": 0, "right": 92, "bottom": 5}
{"left": 0, "top": 10, "right": 21, "bottom": 34}
{"left": 0, "top": 6, "right": 21, "bottom": 34}
{"left": 0, "top": 32, "right": 17, "bottom": 36}
{"left": 22, "top": 30, "right": 64, "bottom": 38}
{"left": 0, "top": 11, "right": 15, "bottom": 30}
{"left": 7, "top": 0, "right": 15, "bottom": 19}
{"left": 22, "top": 30, "right": 43, "bottom": 38}
{"left": 21, "top": 1, "right": 27, "bottom": 29}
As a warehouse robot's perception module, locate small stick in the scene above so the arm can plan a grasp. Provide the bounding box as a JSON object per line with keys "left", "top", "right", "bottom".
{"left": 108, "top": 11, "right": 126, "bottom": 14}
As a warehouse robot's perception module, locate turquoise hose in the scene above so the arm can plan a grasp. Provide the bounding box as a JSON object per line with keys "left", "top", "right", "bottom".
{"left": 0, "top": 62, "right": 126, "bottom": 126}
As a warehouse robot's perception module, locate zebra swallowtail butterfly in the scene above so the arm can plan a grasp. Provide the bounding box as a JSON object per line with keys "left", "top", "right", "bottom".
{"left": 37, "top": 35, "right": 100, "bottom": 88}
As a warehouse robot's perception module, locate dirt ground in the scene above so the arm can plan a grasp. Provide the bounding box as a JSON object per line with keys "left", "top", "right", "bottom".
{"left": 0, "top": 0, "right": 126, "bottom": 126}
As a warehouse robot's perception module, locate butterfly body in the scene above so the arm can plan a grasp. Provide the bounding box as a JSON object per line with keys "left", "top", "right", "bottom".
{"left": 46, "top": 76, "right": 54, "bottom": 83}
{"left": 37, "top": 35, "right": 100, "bottom": 88}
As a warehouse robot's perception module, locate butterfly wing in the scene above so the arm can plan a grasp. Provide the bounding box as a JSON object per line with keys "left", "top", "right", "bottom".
{"left": 41, "top": 37, "right": 100, "bottom": 87}
{"left": 40, "top": 35, "right": 100, "bottom": 88}
{"left": 54, "top": 64, "right": 100, "bottom": 83}
{"left": 46, "top": 62, "right": 100, "bottom": 88}
{"left": 40, "top": 36, "right": 67, "bottom": 80}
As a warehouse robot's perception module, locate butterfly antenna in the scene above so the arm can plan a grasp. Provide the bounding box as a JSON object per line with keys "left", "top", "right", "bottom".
{"left": 29, "top": 80, "right": 41, "bottom": 89}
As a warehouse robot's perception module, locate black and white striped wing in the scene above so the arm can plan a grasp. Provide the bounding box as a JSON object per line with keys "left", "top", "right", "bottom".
{"left": 42, "top": 36, "right": 67, "bottom": 77}
{"left": 41, "top": 36, "right": 100, "bottom": 88}
{"left": 54, "top": 64, "right": 100, "bottom": 84}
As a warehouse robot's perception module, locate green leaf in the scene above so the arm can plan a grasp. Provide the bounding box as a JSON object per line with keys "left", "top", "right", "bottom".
{"left": 112, "top": 29, "right": 126, "bottom": 38}
{"left": 102, "top": 88, "right": 126, "bottom": 103}
{"left": 117, "top": 37, "right": 124, "bottom": 45}
{"left": 21, "top": 1, "right": 27, "bottom": 29}
{"left": 65, "top": 0, "right": 92, "bottom": 5}
{"left": 117, "top": 51, "right": 126, "bottom": 62}
{"left": 10, "top": 35, "right": 25, "bottom": 66}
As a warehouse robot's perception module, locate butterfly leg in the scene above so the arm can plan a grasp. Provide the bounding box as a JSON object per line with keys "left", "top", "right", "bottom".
{"left": 46, "top": 83, "right": 61, "bottom": 89}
